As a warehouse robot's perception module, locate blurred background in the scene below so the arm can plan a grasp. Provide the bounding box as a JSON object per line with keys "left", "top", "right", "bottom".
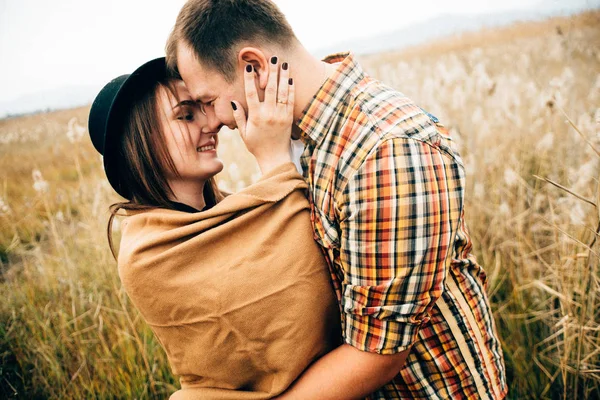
{"left": 0, "top": 0, "right": 596, "bottom": 117}
{"left": 1, "top": 1, "right": 599, "bottom": 399}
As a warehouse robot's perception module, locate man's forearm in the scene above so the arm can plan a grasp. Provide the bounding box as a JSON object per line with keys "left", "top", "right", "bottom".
{"left": 274, "top": 343, "right": 411, "bottom": 400}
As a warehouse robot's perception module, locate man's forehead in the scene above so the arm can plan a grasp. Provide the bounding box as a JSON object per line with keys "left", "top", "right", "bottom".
{"left": 176, "top": 42, "right": 236, "bottom": 100}
{"left": 175, "top": 43, "right": 207, "bottom": 77}
{"left": 181, "top": 78, "right": 213, "bottom": 103}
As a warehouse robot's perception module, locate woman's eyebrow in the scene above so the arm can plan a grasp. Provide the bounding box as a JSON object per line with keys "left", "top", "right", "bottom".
{"left": 173, "top": 100, "right": 197, "bottom": 110}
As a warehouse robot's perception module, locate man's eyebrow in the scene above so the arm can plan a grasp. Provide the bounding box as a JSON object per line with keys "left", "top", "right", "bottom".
{"left": 172, "top": 100, "right": 197, "bottom": 110}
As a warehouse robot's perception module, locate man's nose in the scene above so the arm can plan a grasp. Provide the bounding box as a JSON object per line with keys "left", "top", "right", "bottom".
{"left": 201, "top": 106, "right": 222, "bottom": 133}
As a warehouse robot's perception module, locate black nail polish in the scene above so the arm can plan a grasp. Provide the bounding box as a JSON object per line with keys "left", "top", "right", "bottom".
{"left": 282, "top": 62, "right": 288, "bottom": 70}
{"left": 246, "top": 64, "right": 252, "bottom": 73}
{"left": 288, "top": 78, "right": 293, "bottom": 85}
{"left": 231, "top": 101, "right": 237, "bottom": 111}
{"left": 270, "top": 56, "right": 278, "bottom": 64}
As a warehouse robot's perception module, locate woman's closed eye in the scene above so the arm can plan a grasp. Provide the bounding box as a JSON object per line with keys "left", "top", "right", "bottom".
{"left": 176, "top": 112, "right": 195, "bottom": 122}
{"left": 185, "top": 113, "right": 195, "bottom": 121}
{"left": 176, "top": 104, "right": 200, "bottom": 122}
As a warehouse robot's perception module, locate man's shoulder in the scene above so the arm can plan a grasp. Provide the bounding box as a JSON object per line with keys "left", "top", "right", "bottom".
{"left": 334, "top": 79, "right": 464, "bottom": 178}
{"left": 345, "top": 79, "right": 444, "bottom": 147}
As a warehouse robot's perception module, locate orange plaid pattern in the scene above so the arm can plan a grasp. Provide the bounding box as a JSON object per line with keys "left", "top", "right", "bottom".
{"left": 297, "top": 53, "right": 507, "bottom": 399}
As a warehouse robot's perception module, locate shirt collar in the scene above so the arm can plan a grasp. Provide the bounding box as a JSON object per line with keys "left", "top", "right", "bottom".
{"left": 296, "top": 52, "right": 364, "bottom": 145}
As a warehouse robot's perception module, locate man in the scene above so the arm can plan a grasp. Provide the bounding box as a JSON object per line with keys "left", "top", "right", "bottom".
{"left": 166, "top": 1, "right": 507, "bottom": 398}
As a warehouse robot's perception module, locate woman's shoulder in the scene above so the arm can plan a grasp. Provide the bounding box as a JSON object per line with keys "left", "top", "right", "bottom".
{"left": 119, "top": 207, "right": 184, "bottom": 244}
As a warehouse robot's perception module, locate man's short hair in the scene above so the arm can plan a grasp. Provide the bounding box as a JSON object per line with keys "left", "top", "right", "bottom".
{"left": 166, "top": 0, "right": 297, "bottom": 82}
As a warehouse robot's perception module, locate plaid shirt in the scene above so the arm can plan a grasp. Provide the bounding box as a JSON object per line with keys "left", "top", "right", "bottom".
{"left": 297, "top": 53, "right": 507, "bottom": 399}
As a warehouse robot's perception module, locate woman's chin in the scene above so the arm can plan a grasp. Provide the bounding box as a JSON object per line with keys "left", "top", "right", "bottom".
{"left": 207, "top": 159, "right": 225, "bottom": 177}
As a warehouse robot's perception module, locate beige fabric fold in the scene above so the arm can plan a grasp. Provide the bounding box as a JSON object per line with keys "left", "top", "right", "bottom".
{"left": 118, "top": 163, "right": 340, "bottom": 399}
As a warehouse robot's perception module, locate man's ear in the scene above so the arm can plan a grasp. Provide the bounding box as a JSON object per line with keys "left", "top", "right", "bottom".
{"left": 238, "top": 47, "right": 270, "bottom": 90}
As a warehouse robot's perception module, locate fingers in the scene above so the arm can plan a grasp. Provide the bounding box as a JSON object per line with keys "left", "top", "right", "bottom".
{"left": 242, "top": 56, "right": 293, "bottom": 120}
{"left": 277, "top": 62, "right": 289, "bottom": 106}
{"left": 231, "top": 101, "right": 247, "bottom": 139}
{"left": 264, "top": 56, "right": 279, "bottom": 105}
{"left": 287, "top": 77, "right": 295, "bottom": 115}
{"left": 244, "top": 64, "right": 259, "bottom": 112}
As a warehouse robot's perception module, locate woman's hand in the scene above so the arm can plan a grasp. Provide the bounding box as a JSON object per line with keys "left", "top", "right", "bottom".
{"left": 232, "top": 57, "right": 295, "bottom": 175}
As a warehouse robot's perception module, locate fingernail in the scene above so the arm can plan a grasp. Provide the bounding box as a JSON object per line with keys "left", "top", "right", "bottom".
{"left": 270, "top": 56, "right": 278, "bottom": 64}
{"left": 288, "top": 78, "right": 293, "bottom": 85}
{"left": 246, "top": 64, "right": 252, "bottom": 73}
{"left": 231, "top": 101, "right": 237, "bottom": 111}
{"left": 282, "top": 62, "right": 288, "bottom": 70}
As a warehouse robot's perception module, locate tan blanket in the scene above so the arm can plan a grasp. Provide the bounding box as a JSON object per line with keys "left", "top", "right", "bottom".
{"left": 118, "top": 163, "right": 340, "bottom": 399}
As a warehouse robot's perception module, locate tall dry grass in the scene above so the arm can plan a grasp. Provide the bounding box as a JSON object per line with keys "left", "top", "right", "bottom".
{"left": 359, "top": 11, "right": 600, "bottom": 399}
{"left": 1, "top": 11, "right": 599, "bottom": 399}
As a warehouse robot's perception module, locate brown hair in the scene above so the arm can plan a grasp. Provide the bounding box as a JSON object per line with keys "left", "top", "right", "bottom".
{"left": 107, "top": 78, "right": 223, "bottom": 259}
{"left": 166, "top": 0, "right": 297, "bottom": 81}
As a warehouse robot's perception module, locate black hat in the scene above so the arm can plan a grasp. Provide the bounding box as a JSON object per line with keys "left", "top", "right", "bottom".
{"left": 88, "top": 57, "right": 167, "bottom": 199}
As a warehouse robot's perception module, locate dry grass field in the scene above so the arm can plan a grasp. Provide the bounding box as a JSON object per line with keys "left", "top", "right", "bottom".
{"left": 1, "top": 11, "right": 599, "bottom": 399}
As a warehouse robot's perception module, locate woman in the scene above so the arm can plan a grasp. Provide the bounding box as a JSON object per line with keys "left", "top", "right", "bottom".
{"left": 87, "top": 57, "right": 340, "bottom": 399}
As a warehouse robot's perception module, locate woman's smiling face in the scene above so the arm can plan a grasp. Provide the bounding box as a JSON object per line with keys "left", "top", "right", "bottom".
{"left": 157, "top": 80, "right": 224, "bottom": 184}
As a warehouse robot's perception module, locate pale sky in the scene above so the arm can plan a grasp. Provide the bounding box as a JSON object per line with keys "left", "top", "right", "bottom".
{"left": 0, "top": 0, "right": 593, "bottom": 103}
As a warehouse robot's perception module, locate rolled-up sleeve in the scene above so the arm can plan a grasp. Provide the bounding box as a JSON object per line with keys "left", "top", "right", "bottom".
{"left": 339, "top": 136, "right": 457, "bottom": 354}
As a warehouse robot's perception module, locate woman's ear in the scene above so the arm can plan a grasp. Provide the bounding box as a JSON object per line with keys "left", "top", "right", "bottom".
{"left": 238, "top": 47, "right": 270, "bottom": 90}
